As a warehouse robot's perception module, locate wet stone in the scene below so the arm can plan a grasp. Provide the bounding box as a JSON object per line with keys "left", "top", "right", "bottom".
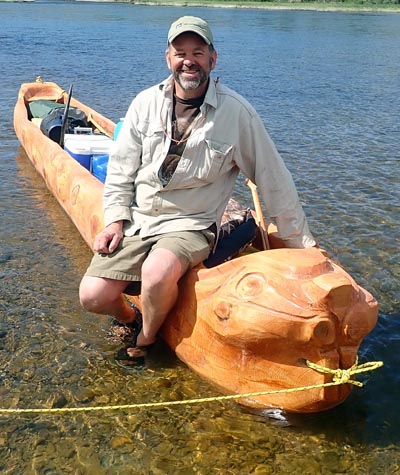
{"left": 50, "top": 393, "right": 68, "bottom": 409}
{"left": 94, "top": 394, "right": 110, "bottom": 405}
{"left": 110, "top": 436, "right": 134, "bottom": 450}
{"left": 74, "top": 388, "right": 96, "bottom": 403}
{"left": 251, "top": 464, "right": 273, "bottom": 475}
{"left": 75, "top": 445, "right": 104, "bottom": 473}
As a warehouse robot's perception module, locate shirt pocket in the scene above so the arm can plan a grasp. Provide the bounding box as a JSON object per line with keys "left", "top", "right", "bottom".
{"left": 137, "top": 119, "right": 164, "bottom": 165}
{"left": 196, "top": 139, "right": 234, "bottom": 183}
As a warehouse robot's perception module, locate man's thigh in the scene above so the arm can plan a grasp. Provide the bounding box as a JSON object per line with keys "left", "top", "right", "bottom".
{"left": 84, "top": 235, "right": 153, "bottom": 282}
{"left": 151, "top": 229, "right": 214, "bottom": 271}
{"left": 85, "top": 229, "right": 214, "bottom": 283}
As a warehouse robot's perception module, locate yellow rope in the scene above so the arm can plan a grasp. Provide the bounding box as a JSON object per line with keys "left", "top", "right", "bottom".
{"left": 0, "top": 359, "right": 383, "bottom": 416}
{"left": 305, "top": 358, "right": 383, "bottom": 387}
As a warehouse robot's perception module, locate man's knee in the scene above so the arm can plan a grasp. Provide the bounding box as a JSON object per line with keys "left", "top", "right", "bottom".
{"left": 79, "top": 275, "right": 124, "bottom": 311}
{"left": 79, "top": 276, "right": 99, "bottom": 311}
{"left": 141, "top": 249, "right": 183, "bottom": 290}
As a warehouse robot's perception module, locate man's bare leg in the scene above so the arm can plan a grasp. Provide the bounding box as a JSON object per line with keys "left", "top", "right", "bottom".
{"left": 79, "top": 276, "right": 138, "bottom": 324}
{"left": 79, "top": 248, "right": 184, "bottom": 353}
{"left": 133, "top": 248, "right": 184, "bottom": 348}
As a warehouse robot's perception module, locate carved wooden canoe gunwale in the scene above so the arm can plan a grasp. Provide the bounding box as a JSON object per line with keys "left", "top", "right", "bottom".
{"left": 14, "top": 81, "right": 379, "bottom": 413}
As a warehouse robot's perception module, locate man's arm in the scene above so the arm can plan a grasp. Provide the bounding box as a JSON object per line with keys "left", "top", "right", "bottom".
{"left": 236, "top": 112, "right": 316, "bottom": 248}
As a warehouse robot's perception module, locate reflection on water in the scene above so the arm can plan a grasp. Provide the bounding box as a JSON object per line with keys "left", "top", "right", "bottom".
{"left": 1, "top": 2, "right": 400, "bottom": 474}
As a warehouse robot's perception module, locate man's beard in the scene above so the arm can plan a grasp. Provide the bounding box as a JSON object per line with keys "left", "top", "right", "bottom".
{"left": 173, "top": 66, "right": 208, "bottom": 91}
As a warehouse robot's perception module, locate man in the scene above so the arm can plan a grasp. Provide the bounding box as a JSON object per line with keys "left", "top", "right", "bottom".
{"left": 79, "top": 16, "right": 316, "bottom": 360}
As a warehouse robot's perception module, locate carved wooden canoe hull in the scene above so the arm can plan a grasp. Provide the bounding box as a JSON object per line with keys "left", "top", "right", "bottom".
{"left": 14, "top": 81, "right": 379, "bottom": 413}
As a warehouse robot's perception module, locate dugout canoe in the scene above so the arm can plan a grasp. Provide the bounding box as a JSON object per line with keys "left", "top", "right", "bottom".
{"left": 14, "top": 80, "right": 379, "bottom": 413}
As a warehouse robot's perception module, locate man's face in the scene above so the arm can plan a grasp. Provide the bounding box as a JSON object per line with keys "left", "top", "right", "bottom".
{"left": 166, "top": 32, "right": 217, "bottom": 98}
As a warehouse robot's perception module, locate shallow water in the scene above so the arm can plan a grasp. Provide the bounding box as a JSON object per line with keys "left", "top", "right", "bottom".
{"left": 0, "top": 2, "right": 399, "bottom": 474}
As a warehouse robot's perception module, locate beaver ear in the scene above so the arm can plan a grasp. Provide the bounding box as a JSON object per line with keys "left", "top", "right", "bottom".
{"left": 213, "top": 301, "right": 231, "bottom": 321}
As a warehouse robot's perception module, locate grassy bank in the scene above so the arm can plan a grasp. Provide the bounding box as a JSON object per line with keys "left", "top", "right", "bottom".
{"left": 130, "top": 0, "right": 400, "bottom": 13}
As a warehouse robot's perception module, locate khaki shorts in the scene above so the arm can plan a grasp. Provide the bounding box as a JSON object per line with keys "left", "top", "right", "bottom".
{"left": 85, "top": 229, "right": 215, "bottom": 291}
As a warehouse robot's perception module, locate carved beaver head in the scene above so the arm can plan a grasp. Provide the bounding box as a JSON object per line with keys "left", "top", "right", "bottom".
{"left": 163, "top": 248, "right": 378, "bottom": 412}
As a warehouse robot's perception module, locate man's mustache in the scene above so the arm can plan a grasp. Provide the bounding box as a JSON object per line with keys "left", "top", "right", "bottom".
{"left": 179, "top": 65, "right": 200, "bottom": 72}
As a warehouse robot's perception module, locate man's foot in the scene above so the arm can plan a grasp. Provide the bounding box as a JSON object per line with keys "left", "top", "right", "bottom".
{"left": 106, "top": 302, "right": 141, "bottom": 343}
{"left": 114, "top": 313, "right": 155, "bottom": 369}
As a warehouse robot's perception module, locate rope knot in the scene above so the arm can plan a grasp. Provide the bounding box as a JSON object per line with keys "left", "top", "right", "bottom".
{"left": 306, "top": 358, "right": 383, "bottom": 388}
{"left": 332, "top": 367, "right": 359, "bottom": 386}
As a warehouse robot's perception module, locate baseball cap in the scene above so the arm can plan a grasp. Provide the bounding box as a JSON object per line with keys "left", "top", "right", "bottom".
{"left": 168, "top": 16, "right": 213, "bottom": 46}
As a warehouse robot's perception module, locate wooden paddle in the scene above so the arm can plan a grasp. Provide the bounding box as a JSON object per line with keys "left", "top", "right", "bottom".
{"left": 87, "top": 112, "right": 113, "bottom": 139}
{"left": 246, "top": 179, "right": 270, "bottom": 250}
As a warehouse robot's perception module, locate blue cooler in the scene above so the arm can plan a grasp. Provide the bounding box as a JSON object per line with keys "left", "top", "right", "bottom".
{"left": 64, "top": 134, "right": 113, "bottom": 171}
{"left": 64, "top": 138, "right": 92, "bottom": 170}
{"left": 92, "top": 154, "right": 109, "bottom": 183}
{"left": 114, "top": 118, "right": 124, "bottom": 140}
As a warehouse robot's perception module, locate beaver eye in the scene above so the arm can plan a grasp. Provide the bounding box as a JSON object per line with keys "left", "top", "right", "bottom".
{"left": 236, "top": 273, "right": 265, "bottom": 299}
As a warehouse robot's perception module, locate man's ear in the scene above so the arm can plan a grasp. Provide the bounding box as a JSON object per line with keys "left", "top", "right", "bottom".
{"left": 165, "top": 48, "right": 171, "bottom": 70}
{"left": 211, "top": 50, "right": 218, "bottom": 70}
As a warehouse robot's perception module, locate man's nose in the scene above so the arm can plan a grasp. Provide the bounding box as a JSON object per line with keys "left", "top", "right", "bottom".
{"left": 183, "top": 57, "right": 195, "bottom": 67}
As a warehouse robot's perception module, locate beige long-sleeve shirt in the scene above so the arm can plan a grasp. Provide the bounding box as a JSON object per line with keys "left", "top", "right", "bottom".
{"left": 103, "top": 76, "right": 316, "bottom": 248}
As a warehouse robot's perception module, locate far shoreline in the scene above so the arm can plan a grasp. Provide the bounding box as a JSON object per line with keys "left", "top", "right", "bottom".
{"left": 117, "top": 0, "right": 400, "bottom": 14}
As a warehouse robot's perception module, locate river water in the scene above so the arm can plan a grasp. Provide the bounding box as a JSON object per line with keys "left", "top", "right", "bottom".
{"left": 1, "top": 1, "right": 399, "bottom": 473}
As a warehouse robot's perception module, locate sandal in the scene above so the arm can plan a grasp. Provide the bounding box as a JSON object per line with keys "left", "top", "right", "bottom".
{"left": 106, "top": 303, "right": 142, "bottom": 343}
{"left": 114, "top": 314, "right": 154, "bottom": 369}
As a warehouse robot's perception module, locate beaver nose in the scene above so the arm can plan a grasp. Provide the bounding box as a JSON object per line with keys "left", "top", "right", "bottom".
{"left": 309, "top": 319, "right": 336, "bottom": 345}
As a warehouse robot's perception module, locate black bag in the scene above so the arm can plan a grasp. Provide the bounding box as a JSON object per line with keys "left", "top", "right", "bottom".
{"left": 40, "top": 107, "right": 88, "bottom": 143}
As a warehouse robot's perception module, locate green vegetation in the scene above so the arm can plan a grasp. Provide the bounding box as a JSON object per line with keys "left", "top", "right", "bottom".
{"left": 249, "top": 0, "right": 400, "bottom": 4}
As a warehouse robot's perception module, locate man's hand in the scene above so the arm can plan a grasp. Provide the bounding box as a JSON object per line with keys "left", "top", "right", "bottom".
{"left": 93, "top": 221, "right": 124, "bottom": 254}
